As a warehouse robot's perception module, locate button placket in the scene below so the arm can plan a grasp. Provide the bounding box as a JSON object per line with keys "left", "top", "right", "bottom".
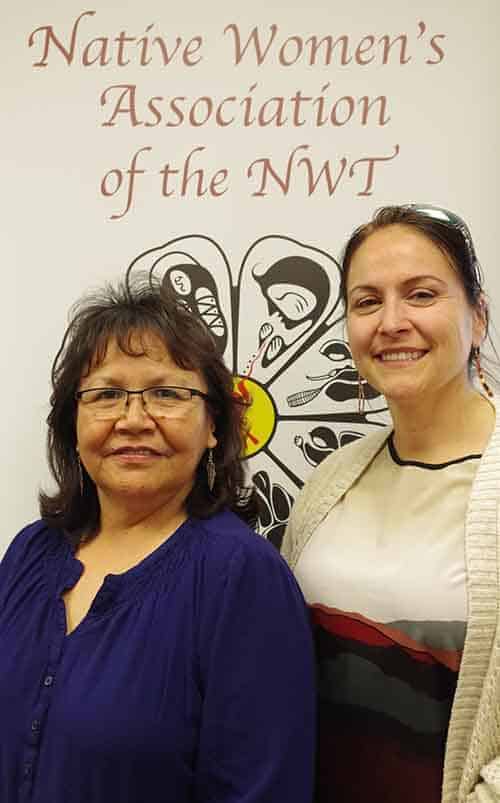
{"left": 22, "top": 620, "right": 64, "bottom": 795}
{"left": 17, "top": 548, "right": 75, "bottom": 800}
{"left": 21, "top": 743, "right": 38, "bottom": 794}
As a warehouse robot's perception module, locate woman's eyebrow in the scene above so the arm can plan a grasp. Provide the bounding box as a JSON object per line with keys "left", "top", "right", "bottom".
{"left": 82, "top": 374, "right": 175, "bottom": 387}
{"left": 348, "top": 283, "right": 378, "bottom": 297}
{"left": 348, "top": 274, "right": 447, "bottom": 297}
{"left": 401, "top": 274, "right": 447, "bottom": 287}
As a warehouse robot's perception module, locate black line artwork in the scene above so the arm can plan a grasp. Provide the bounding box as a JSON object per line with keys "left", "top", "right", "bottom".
{"left": 127, "top": 235, "right": 389, "bottom": 545}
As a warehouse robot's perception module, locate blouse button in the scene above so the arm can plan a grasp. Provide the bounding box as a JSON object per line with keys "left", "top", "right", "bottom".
{"left": 43, "top": 675, "right": 54, "bottom": 687}
{"left": 23, "top": 762, "right": 32, "bottom": 778}
{"left": 31, "top": 719, "right": 40, "bottom": 733}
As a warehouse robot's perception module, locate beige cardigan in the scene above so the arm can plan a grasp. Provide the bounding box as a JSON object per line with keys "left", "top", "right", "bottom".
{"left": 282, "top": 414, "right": 500, "bottom": 803}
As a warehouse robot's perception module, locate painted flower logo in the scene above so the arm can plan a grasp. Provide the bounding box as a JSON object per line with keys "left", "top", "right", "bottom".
{"left": 127, "top": 234, "right": 388, "bottom": 548}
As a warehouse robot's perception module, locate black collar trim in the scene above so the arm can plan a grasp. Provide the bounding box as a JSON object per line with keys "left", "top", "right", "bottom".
{"left": 388, "top": 432, "right": 482, "bottom": 470}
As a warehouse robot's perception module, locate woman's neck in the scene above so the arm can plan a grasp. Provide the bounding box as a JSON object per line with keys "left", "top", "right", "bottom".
{"left": 389, "top": 385, "right": 495, "bottom": 464}
{"left": 87, "top": 490, "right": 188, "bottom": 565}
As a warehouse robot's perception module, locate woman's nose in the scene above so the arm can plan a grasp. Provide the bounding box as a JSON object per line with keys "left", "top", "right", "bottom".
{"left": 115, "top": 396, "right": 155, "bottom": 430}
{"left": 377, "top": 298, "right": 410, "bottom": 336}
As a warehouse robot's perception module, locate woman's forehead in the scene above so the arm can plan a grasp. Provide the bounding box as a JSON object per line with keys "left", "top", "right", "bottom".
{"left": 348, "top": 224, "right": 459, "bottom": 285}
{"left": 83, "top": 331, "right": 199, "bottom": 380}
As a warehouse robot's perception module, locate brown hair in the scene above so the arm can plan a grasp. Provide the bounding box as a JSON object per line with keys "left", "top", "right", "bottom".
{"left": 39, "top": 275, "right": 257, "bottom": 542}
{"left": 340, "top": 205, "right": 485, "bottom": 320}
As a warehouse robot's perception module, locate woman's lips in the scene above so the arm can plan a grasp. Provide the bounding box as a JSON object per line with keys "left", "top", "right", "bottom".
{"left": 108, "top": 446, "right": 164, "bottom": 461}
{"left": 111, "top": 447, "right": 161, "bottom": 455}
{"left": 376, "top": 349, "right": 427, "bottom": 362}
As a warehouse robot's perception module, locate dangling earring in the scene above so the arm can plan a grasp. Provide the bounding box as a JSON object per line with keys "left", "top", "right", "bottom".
{"left": 473, "top": 346, "right": 494, "bottom": 399}
{"left": 358, "top": 375, "right": 366, "bottom": 414}
{"left": 76, "top": 450, "right": 84, "bottom": 496}
{"left": 206, "top": 449, "right": 216, "bottom": 492}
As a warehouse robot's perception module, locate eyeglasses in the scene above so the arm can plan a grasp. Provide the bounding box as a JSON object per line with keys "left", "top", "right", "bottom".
{"left": 404, "top": 203, "right": 481, "bottom": 288}
{"left": 75, "top": 386, "right": 213, "bottom": 420}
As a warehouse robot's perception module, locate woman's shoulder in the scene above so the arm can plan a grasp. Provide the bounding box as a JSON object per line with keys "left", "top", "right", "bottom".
{"left": 301, "top": 427, "right": 390, "bottom": 499}
{"left": 192, "top": 509, "right": 291, "bottom": 574}
{"left": 0, "top": 520, "right": 64, "bottom": 596}
{"left": 281, "top": 427, "right": 391, "bottom": 567}
{"left": 1, "top": 519, "right": 58, "bottom": 561}
{"left": 191, "top": 511, "right": 309, "bottom": 632}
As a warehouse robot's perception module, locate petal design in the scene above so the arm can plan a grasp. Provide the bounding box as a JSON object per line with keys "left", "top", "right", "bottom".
{"left": 235, "top": 236, "right": 342, "bottom": 383}
{"left": 127, "top": 236, "right": 234, "bottom": 367}
{"left": 128, "top": 234, "right": 390, "bottom": 538}
{"left": 267, "top": 330, "right": 387, "bottom": 420}
{"left": 252, "top": 469, "right": 295, "bottom": 550}
{"left": 264, "top": 419, "right": 386, "bottom": 483}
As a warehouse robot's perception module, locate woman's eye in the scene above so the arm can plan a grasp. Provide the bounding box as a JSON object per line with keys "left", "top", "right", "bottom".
{"left": 152, "top": 387, "right": 181, "bottom": 400}
{"left": 409, "top": 290, "right": 435, "bottom": 303}
{"left": 96, "top": 389, "right": 122, "bottom": 400}
{"left": 355, "top": 297, "right": 379, "bottom": 310}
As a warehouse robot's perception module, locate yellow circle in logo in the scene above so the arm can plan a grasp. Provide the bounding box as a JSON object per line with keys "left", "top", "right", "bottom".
{"left": 233, "top": 375, "right": 277, "bottom": 459}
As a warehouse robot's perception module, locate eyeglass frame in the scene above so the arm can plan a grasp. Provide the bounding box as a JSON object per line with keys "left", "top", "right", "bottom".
{"left": 75, "top": 385, "right": 215, "bottom": 419}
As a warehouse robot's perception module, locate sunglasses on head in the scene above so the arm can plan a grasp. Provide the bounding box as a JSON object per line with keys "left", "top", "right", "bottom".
{"left": 403, "top": 203, "right": 482, "bottom": 290}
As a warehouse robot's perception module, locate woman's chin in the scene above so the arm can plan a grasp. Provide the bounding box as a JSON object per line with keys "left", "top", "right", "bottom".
{"left": 381, "top": 381, "right": 427, "bottom": 408}
{"left": 100, "top": 482, "right": 165, "bottom": 503}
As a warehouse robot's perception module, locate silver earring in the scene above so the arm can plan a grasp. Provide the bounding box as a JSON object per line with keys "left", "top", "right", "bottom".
{"left": 206, "top": 449, "right": 216, "bottom": 492}
{"left": 357, "top": 375, "right": 366, "bottom": 415}
{"left": 76, "top": 453, "right": 84, "bottom": 496}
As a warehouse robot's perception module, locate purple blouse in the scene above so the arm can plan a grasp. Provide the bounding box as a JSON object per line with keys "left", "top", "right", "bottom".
{"left": 0, "top": 511, "right": 315, "bottom": 803}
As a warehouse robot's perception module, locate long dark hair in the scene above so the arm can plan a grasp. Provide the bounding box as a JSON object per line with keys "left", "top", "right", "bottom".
{"left": 39, "top": 275, "right": 257, "bottom": 541}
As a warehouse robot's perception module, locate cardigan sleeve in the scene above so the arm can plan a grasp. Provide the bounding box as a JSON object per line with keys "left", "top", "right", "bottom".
{"left": 280, "top": 449, "right": 338, "bottom": 569}
{"left": 194, "top": 537, "right": 316, "bottom": 803}
{"left": 281, "top": 429, "right": 390, "bottom": 570}
{"left": 280, "top": 492, "right": 301, "bottom": 567}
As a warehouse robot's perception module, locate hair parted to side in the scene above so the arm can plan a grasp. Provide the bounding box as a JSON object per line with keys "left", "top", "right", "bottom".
{"left": 39, "top": 274, "right": 257, "bottom": 542}
{"left": 340, "top": 204, "right": 486, "bottom": 316}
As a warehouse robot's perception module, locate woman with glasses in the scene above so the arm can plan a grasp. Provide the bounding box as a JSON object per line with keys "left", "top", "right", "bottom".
{"left": 0, "top": 276, "right": 315, "bottom": 803}
{"left": 283, "top": 205, "right": 500, "bottom": 803}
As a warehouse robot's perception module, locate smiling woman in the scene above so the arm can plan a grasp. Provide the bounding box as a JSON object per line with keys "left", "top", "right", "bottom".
{"left": 74, "top": 332, "right": 218, "bottom": 539}
{"left": 0, "top": 275, "right": 315, "bottom": 803}
{"left": 282, "top": 205, "right": 500, "bottom": 803}
{"left": 345, "top": 221, "right": 485, "bottom": 415}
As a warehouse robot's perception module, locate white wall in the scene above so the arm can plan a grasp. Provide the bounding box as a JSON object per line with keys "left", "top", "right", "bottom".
{"left": 2, "top": 0, "right": 499, "bottom": 554}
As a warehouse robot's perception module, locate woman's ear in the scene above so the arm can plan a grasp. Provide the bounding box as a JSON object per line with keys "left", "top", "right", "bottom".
{"left": 472, "top": 293, "right": 489, "bottom": 347}
{"left": 207, "top": 424, "right": 217, "bottom": 450}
